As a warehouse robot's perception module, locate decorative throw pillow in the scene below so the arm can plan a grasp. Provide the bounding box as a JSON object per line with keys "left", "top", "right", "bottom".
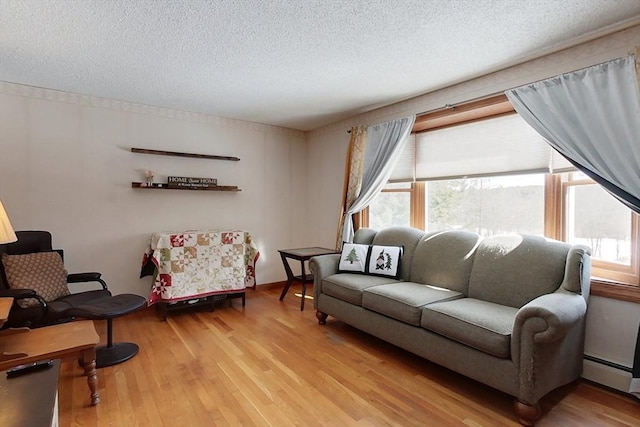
{"left": 2, "top": 252, "right": 70, "bottom": 308}
{"left": 338, "top": 243, "right": 369, "bottom": 273}
{"left": 366, "top": 245, "right": 403, "bottom": 279}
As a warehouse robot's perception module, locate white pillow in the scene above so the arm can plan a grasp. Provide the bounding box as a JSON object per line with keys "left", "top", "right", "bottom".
{"left": 338, "top": 243, "right": 369, "bottom": 273}
{"left": 366, "top": 245, "right": 403, "bottom": 279}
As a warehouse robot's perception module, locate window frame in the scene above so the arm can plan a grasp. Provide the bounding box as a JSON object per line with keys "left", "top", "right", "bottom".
{"left": 360, "top": 182, "right": 425, "bottom": 230}
{"left": 362, "top": 94, "right": 640, "bottom": 303}
{"left": 557, "top": 173, "right": 640, "bottom": 301}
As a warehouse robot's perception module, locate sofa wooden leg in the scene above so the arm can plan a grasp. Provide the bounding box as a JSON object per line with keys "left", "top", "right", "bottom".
{"left": 514, "top": 400, "right": 540, "bottom": 426}
{"left": 316, "top": 310, "right": 328, "bottom": 325}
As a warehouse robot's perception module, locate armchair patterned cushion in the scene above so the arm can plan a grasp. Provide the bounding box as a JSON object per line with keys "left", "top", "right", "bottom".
{"left": 2, "top": 251, "right": 70, "bottom": 308}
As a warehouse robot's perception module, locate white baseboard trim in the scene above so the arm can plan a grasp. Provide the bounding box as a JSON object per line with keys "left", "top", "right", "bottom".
{"left": 582, "top": 359, "right": 632, "bottom": 392}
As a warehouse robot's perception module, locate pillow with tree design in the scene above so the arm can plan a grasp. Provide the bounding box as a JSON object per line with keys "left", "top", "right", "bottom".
{"left": 337, "top": 243, "right": 369, "bottom": 273}
{"left": 366, "top": 245, "right": 403, "bottom": 279}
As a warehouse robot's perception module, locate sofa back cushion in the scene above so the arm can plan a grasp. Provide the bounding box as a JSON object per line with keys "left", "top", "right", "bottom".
{"left": 409, "top": 230, "right": 481, "bottom": 294}
{"left": 468, "top": 234, "right": 571, "bottom": 308}
{"left": 353, "top": 228, "right": 378, "bottom": 245}
{"left": 370, "top": 227, "right": 425, "bottom": 281}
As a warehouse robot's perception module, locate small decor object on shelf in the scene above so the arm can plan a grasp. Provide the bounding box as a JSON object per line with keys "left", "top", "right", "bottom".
{"left": 168, "top": 176, "right": 217, "bottom": 189}
{"left": 144, "top": 170, "right": 155, "bottom": 187}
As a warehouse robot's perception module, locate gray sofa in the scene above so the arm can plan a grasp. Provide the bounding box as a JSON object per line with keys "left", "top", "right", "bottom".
{"left": 310, "top": 226, "right": 591, "bottom": 426}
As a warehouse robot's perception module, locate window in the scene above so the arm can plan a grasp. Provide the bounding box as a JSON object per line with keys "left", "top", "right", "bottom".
{"left": 561, "top": 172, "right": 639, "bottom": 293}
{"left": 426, "top": 174, "right": 545, "bottom": 236}
{"left": 363, "top": 95, "right": 639, "bottom": 302}
{"left": 367, "top": 183, "right": 412, "bottom": 230}
{"left": 363, "top": 182, "right": 425, "bottom": 230}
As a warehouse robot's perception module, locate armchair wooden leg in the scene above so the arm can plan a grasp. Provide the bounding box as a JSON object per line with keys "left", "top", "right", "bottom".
{"left": 514, "top": 400, "right": 540, "bottom": 426}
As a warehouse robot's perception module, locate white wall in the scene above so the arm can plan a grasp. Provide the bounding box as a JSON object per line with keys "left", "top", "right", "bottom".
{"left": 584, "top": 296, "right": 640, "bottom": 391}
{"left": 0, "top": 83, "right": 308, "bottom": 297}
{"left": 306, "top": 25, "right": 640, "bottom": 391}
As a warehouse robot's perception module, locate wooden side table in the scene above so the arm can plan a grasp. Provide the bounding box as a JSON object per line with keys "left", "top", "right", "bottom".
{"left": 0, "top": 320, "right": 101, "bottom": 406}
{"left": 0, "top": 296, "right": 12, "bottom": 328}
{"left": 278, "top": 247, "right": 339, "bottom": 311}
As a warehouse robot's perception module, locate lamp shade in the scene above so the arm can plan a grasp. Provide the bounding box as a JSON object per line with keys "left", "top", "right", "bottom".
{"left": 0, "top": 200, "right": 17, "bottom": 244}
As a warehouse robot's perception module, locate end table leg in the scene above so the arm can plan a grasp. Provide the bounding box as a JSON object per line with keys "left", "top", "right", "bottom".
{"left": 82, "top": 348, "right": 100, "bottom": 406}
{"left": 279, "top": 278, "right": 293, "bottom": 301}
{"left": 279, "top": 253, "right": 295, "bottom": 301}
{"left": 300, "top": 259, "right": 307, "bottom": 311}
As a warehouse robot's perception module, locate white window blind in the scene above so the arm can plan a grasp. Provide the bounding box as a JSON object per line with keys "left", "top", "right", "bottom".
{"left": 389, "top": 113, "right": 574, "bottom": 182}
{"left": 388, "top": 133, "right": 415, "bottom": 182}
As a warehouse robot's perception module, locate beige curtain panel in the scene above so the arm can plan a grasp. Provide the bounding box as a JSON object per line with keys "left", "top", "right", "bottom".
{"left": 335, "top": 126, "right": 367, "bottom": 250}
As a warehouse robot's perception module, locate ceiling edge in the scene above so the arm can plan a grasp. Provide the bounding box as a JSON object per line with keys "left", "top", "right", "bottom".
{"left": 306, "top": 19, "right": 640, "bottom": 139}
{"left": 0, "top": 81, "right": 306, "bottom": 139}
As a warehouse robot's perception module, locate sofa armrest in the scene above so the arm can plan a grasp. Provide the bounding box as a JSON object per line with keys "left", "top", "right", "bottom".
{"left": 309, "top": 254, "right": 340, "bottom": 301}
{"left": 560, "top": 245, "right": 591, "bottom": 299}
{"left": 511, "top": 290, "right": 588, "bottom": 405}
{"left": 511, "top": 290, "right": 587, "bottom": 363}
{"left": 514, "top": 291, "right": 587, "bottom": 342}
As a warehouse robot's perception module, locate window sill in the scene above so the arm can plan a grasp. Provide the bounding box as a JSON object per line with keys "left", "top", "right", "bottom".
{"left": 590, "top": 279, "right": 640, "bottom": 303}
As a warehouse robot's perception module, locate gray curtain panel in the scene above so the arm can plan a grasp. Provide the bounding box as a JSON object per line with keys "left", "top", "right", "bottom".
{"left": 506, "top": 55, "right": 640, "bottom": 398}
{"left": 341, "top": 115, "right": 415, "bottom": 244}
{"left": 506, "top": 56, "right": 640, "bottom": 214}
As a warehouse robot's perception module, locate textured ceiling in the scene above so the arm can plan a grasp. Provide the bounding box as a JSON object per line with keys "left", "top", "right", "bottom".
{"left": 1, "top": 0, "right": 639, "bottom": 131}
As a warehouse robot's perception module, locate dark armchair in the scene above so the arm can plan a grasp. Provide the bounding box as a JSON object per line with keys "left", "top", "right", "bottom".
{"left": 0, "top": 231, "right": 146, "bottom": 367}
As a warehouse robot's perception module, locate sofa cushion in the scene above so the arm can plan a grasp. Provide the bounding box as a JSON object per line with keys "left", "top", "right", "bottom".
{"left": 421, "top": 298, "right": 518, "bottom": 358}
{"left": 322, "top": 273, "right": 399, "bottom": 305}
{"left": 468, "top": 234, "right": 570, "bottom": 308}
{"left": 409, "top": 230, "right": 481, "bottom": 294}
{"left": 363, "top": 282, "right": 463, "bottom": 326}
{"left": 371, "top": 227, "right": 425, "bottom": 282}
{"left": 353, "top": 228, "right": 377, "bottom": 245}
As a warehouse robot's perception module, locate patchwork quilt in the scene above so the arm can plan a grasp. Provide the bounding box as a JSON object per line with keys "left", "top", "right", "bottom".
{"left": 141, "top": 230, "right": 259, "bottom": 305}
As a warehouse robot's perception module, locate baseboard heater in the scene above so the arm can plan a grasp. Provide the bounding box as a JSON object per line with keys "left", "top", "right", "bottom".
{"left": 584, "top": 354, "right": 633, "bottom": 373}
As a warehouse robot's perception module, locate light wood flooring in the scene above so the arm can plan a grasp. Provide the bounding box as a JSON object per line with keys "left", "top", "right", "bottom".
{"left": 59, "top": 287, "right": 639, "bottom": 426}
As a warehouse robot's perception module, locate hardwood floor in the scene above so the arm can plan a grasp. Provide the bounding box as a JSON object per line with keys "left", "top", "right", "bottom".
{"left": 58, "top": 287, "right": 639, "bottom": 426}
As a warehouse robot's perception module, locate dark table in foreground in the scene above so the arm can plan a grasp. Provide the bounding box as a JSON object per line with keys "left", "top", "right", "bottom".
{"left": 0, "top": 320, "right": 100, "bottom": 406}
{"left": 278, "top": 247, "right": 339, "bottom": 311}
{"left": 0, "top": 359, "right": 61, "bottom": 427}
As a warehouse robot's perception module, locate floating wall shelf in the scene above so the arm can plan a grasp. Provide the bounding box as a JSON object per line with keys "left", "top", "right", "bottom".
{"left": 131, "top": 147, "right": 240, "bottom": 161}
{"left": 131, "top": 182, "right": 241, "bottom": 192}
{"left": 131, "top": 147, "right": 241, "bottom": 192}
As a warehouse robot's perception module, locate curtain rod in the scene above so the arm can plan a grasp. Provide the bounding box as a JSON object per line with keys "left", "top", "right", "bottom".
{"left": 345, "top": 54, "right": 633, "bottom": 133}
{"left": 346, "top": 91, "right": 506, "bottom": 133}
{"left": 415, "top": 91, "right": 506, "bottom": 117}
